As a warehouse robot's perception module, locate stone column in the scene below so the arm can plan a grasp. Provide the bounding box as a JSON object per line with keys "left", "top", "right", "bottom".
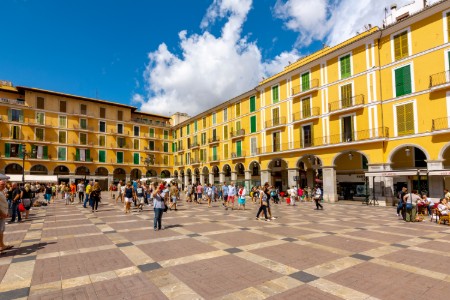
{"left": 261, "top": 170, "right": 271, "bottom": 185}
{"left": 191, "top": 174, "right": 196, "bottom": 185}
{"left": 219, "top": 172, "right": 225, "bottom": 184}
{"left": 428, "top": 160, "right": 444, "bottom": 198}
{"left": 209, "top": 173, "right": 214, "bottom": 185}
{"left": 244, "top": 171, "right": 251, "bottom": 191}
{"left": 126, "top": 174, "right": 130, "bottom": 183}
{"left": 200, "top": 174, "right": 205, "bottom": 185}
{"left": 322, "top": 167, "right": 338, "bottom": 203}
{"left": 184, "top": 174, "right": 190, "bottom": 187}
{"left": 231, "top": 171, "right": 237, "bottom": 182}
{"left": 287, "top": 168, "right": 298, "bottom": 188}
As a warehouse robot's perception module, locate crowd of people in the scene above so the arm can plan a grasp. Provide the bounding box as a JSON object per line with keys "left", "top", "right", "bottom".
{"left": 396, "top": 187, "right": 450, "bottom": 223}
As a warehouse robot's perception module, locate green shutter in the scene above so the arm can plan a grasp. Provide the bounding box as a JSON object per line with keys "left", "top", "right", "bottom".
{"left": 172, "top": 143, "right": 175, "bottom": 152}
{"left": 213, "top": 146, "right": 217, "bottom": 160}
{"left": 7, "top": 109, "right": 12, "bottom": 121}
{"left": 340, "top": 55, "right": 351, "bottom": 79}
{"left": 395, "top": 65, "right": 412, "bottom": 97}
{"left": 18, "top": 144, "right": 23, "bottom": 158}
{"left": 272, "top": 86, "right": 279, "bottom": 103}
{"left": 301, "top": 73, "right": 310, "bottom": 91}
{"left": 236, "top": 141, "right": 242, "bottom": 156}
{"left": 134, "top": 153, "right": 139, "bottom": 164}
{"left": 250, "top": 96, "right": 256, "bottom": 112}
{"left": 341, "top": 84, "right": 352, "bottom": 107}
{"left": 5, "top": 143, "right": 10, "bottom": 158}
{"left": 250, "top": 115, "right": 257, "bottom": 133}
{"left": 76, "top": 149, "right": 80, "bottom": 161}
{"left": 99, "top": 150, "right": 105, "bottom": 163}
{"left": 194, "top": 121, "right": 198, "bottom": 132}
{"left": 164, "top": 143, "right": 168, "bottom": 152}
{"left": 43, "top": 146, "right": 48, "bottom": 159}
{"left": 86, "top": 149, "right": 90, "bottom": 161}
{"left": 117, "top": 152, "right": 123, "bottom": 163}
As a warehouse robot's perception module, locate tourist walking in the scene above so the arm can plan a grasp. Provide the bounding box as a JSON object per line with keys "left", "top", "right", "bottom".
{"left": 0, "top": 180, "right": 13, "bottom": 252}
{"left": 10, "top": 183, "right": 22, "bottom": 223}
{"left": 256, "top": 185, "right": 270, "bottom": 221}
{"left": 153, "top": 185, "right": 166, "bottom": 231}
{"left": 222, "top": 182, "right": 228, "bottom": 208}
{"left": 90, "top": 183, "right": 102, "bottom": 212}
{"left": 313, "top": 185, "right": 323, "bottom": 210}
{"left": 77, "top": 180, "right": 85, "bottom": 204}
{"left": 206, "top": 184, "right": 213, "bottom": 207}
{"left": 136, "top": 182, "right": 145, "bottom": 211}
{"left": 124, "top": 182, "right": 134, "bottom": 214}
{"left": 83, "top": 181, "right": 92, "bottom": 208}
{"left": 169, "top": 183, "right": 179, "bottom": 211}
{"left": 237, "top": 184, "right": 246, "bottom": 210}
{"left": 21, "top": 184, "right": 33, "bottom": 220}
{"left": 227, "top": 182, "right": 236, "bottom": 210}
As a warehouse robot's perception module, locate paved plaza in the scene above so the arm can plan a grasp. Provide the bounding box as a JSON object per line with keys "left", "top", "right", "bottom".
{"left": 1, "top": 194, "right": 450, "bottom": 299}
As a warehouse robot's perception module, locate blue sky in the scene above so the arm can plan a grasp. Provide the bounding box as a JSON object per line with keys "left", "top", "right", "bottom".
{"left": 0, "top": 0, "right": 416, "bottom": 115}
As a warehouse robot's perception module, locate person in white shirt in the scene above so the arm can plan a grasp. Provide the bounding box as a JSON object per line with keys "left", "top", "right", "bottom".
{"left": 438, "top": 198, "right": 449, "bottom": 215}
{"left": 237, "top": 185, "right": 247, "bottom": 210}
{"left": 77, "top": 181, "right": 85, "bottom": 204}
{"left": 289, "top": 186, "right": 297, "bottom": 206}
{"left": 227, "top": 182, "right": 236, "bottom": 210}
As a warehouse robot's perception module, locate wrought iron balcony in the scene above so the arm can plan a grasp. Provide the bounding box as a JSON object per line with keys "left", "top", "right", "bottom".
{"left": 231, "top": 151, "right": 245, "bottom": 159}
{"left": 209, "top": 156, "right": 219, "bottom": 162}
{"left": 208, "top": 136, "right": 220, "bottom": 144}
{"left": 292, "top": 107, "right": 320, "bottom": 122}
{"left": 328, "top": 94, "right": 364, "bottom": 112}
{"left": 230, "top": 129, "right": 245, "bottom": 139}
{"left": 189, "top": 142, "right": 200, "bottom": 149}
{"left": 429, "top": 70, "right": 450, "bottom": 88}
{"left": 291, "top": 79, "right": 320, "bottom": 96}
{"left": 265, "top": 117, "right": 287, "bottom": 129}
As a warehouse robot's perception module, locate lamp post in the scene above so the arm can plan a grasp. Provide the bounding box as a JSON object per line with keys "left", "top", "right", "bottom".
{"left": 21, "top": 144, "right": 36, "bottom": 184}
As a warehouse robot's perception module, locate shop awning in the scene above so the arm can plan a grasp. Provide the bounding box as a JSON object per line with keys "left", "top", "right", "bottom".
{"left": 6, "top": 174, "right": 58, "bottom": 182}
{"left": 364, "top": 170, "right": 420, "bottom": 177}
{"left": 0, "top": 173, "right": 10, "bottom": 180}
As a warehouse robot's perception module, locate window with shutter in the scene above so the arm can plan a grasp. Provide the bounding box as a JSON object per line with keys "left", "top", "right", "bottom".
{"left": 236, "top": 103, "right": 241, "bottom": 117}
{"left": 396, "top": 103, "right": 415, "bottom": 136}
{"left": 212, "top": 113, "right": 216, "bottom": 124}
{"left": 212, "top": 146, "right": 218, "bottom": 160}
{"left": 272, "top": 132, "right": 280, "bottom": 152}
{"left": 58, "top": 147, "right": 66, "bottom": 161}
{"left": 99, "top": 136, "right": 106, "bottom": 147}
{"left": 36, "top": 97, "right": 45, "bottom": 109}
{"left": 59, "top": 131, "right": 67, "bottom": 144}
{"left": 164, "top": 143, "right": 169, "bottom": 152}
{"left": 36, "top": 112, "right": 45, "bottom": 125}
{"left": 134, "top": 126, "right": 139, "bottom": 137}
{"left": 236, "top": 141, "right": 242, "bottom": 156}
{"left": 301, "top": 72, "right": 310, "bottom": 91}
{"left": 149, "top": 140, "right": 155, "bottom": 151}
{"left": 224, "top": 125, "right": 228, "bottom": 139}
{"left": 250, "top": 96, "right": 256, "bottom": 112}
{"left": 394, "top": 31, "right": 408, "bottom": 61}
{"left": 194, "top": 121, "right": 198, "bottom": 132}
{"left": 395, "top": 65, "right": 412, "bottom": 97}
{"left": 60, "top": 101, "right": 66, "bottom": 113}
{"left": 224, "top": 144, "right": 229, "bottom": 159}
{"left": 301, "top": 98, "right": 311, "bottom": 118}
{"left": 164, "top": 130, "right": 168, "bottom": 139}
{"left": 43, "top": 146, "right": 48, "bottom": 159}
{"left": 99, "top": 150, "right": 106, "bottom": 163}
{"left": 5, "top": 143, "right": 10, "bottom": 158}
{"left": 100, "top": 107, "right": 106, "bottom": 118}
{"left": 75, "top": 149, "right": 80, "bottom": 161}
{"left": 250, "top": 137, "right": 257, "bottom": 155}
{"left": 272, "top": 85, "right": 279, "bottom": 103}
{"left": 236, "top": 121, "right": 241, "bottom": 131}
{"left": 340, "top": 55, "right": 351, "bottom": 79}
{"left": 223, "top": 108, "right": 228, "bottom": 121}
{"left": 11, "top": 126, "right": 20, "bottom": 140}
{"left": 80, "top": 133, "right": 87, "bottom": 145}
{"left": 117, "top": 152, "right": 123, "bottom": 163}
{"left": 35, "top": 128, "right": 44, "bottom": 141}
{"left": 272, "top": 108, "right": 280, "bottom": 126}
{"left": 250, "top": 115, "right": 257, "bottom": 133}
{"left": 134, "top": 153, "right": 139, "bottom": 164}
{"left": 133, "top": 139, "right": 139, "bottom": 150}
{"left": 59, "top": 116, "right": 67, "bottom": 128}
{"left": 340, "top": 84, "right": 353, "bottom": 108}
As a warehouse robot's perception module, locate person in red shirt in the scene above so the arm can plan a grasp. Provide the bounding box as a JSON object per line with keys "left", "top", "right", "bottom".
{"left": 70, "top": 182, "right": 76, "bottom": 203}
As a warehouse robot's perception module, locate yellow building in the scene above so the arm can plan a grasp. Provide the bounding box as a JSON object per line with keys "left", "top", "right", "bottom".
{"left": 3, "top": 0, "right": 450, "bottom": 204}
{"left": 0, "top": 83, "right": 172, "bottom": 190}
{"left": 172, "top": 0, "right": 450, "bottom": 204}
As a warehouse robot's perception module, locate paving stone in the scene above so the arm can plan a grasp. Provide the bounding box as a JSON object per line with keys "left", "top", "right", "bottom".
{"left": 350, "top": 253, "right": 374, "bottom": 261}
{"left": 224, "top": 247, "right": 243, "bottom": 254}
{"left": 0, "top": 287, "right": 30, "bottom": 299}
{"left": 138, "top": 262, "right": 162, "bottom": 272}
{"left": 289, "top": 271, "right": 319, "bottom": 283}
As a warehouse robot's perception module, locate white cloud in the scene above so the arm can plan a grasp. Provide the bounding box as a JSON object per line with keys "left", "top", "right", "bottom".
{"left": 136, "top": 0, "right": 300, "bottom": 116}
{"left": 274, "top": 0, "right": 441, "bottom": 47}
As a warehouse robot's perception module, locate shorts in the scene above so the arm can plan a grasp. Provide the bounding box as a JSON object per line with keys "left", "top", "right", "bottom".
{"left": 0, "top": 219, "right": 5, "bottom": 232}
{"left": 197, "top": 193, "right": 202, "bottom": 199}
{"left": 125, "top": 197, "right": 133, "bottom": 203}
{"left": 171, "top": 196, "right": 177, "bottom": 203}
{"left": 223, "top": 194, "right": 228, "bottom": 200}
{"left": 238, "top": 197, "right": 246, "bottom": 205}
{"left": 227, "top": 196, "right": 235, "bottom": 203}
{"left": 138, "top": 196, "right": 145, "bottom": 204}
{"left": 45, "top": 194, "right": 52, "bottom": 201}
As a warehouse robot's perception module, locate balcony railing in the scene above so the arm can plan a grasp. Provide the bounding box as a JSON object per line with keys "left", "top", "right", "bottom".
{"left": 73, "top": 125, "right": 94, "bottom": 131}
{"left": 230, "top": 129, "right": 245, "bottom": 139}
{"left": 189, "top": 142, "right": 200, "bottom": 149}
{"left": 257, "top": 127, "right": 388, "bottom": 154}
{"left": 291, "top": 79, "right": 320, "bottom": 96}
{"left": 209, "top": 156, "right": 219, "bottom": 162}
{"left": 208, "top": 136, "right": 220, "bottom": 144}
{"left": 231, "top": 151, "right": 245, "bottom": 159}
{"left": 429, "top": 70, "right": 450, "bottom": 88}
{"left": 191, "top": 159, "right": 201, "bottom": 165}
{"left": 292, "top": 107, "right": 320, "bottom": 122}
{"left": 265, "top": 117, "right": 287, "bottom": 129}
{"left": 328, "top": 94, "right": 364, "bottom": 112}
{"left": 110, "top": 129, "right": 129, "bottom": 136}
{"left": 0, "top": 97, "right": 26, "bottom": 106}
{"left": 432, "top": 117, "right": 450, "bottom": 131}
{"left": 131, "top": 118, "right": 170, "bottom": 127}
{"left": 174, "top": 162, "right": 183, "bottom": 166}
{"left": 177, "top": 146, "right": 185, "bottom": 152}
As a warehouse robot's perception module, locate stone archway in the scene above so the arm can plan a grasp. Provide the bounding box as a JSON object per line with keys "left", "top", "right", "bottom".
{"left": 174, "top": 170, "right": 179, "bottom": 178}
{"left": 95, "top": 167, "right": 109, "bottom": 176}
{"left": 113, "top": 168, "right": 126, "bottom": 183}
{"left": 5, "top": 163, "right": 23, "bottom": 175}
{"left": 234, "top": 163, "right": 245, "bottom": 186}
{"left": 248, "top": 161, "right": 261, "bottom": 188}
{"left": 54, "top": 165, "right": 70, "bottom": 176}
{"left": 202, "top": 166, "right": 209, "bottom": 184}
{"left": 161, "top": 170, "right": 171, "bottom": 178}
{"left": 267, "top": 159, "right": 289, "bottom": 192}
{"left": 194, "top": 168, "right": 200, "bottom": 184}
{"left": 223, "top": 164, "right": 231, "bottom": 183}
{"left": 130, "top": 169, "right": 142, "bottom": 181}
{"left": 186, "top": 169, "right": 192, "bottom": 184}
{"left": 146, "top": 169, "right": 157, "bottom": 177}
{"left": 75, "top": 166, "right": 90, "bottom": 176}
{"left": 212, "top": 166, "right": 220, "bottom": 184}
{"left": 333, "top": 151, "right": 369, "bottom": 201}
{"left": 30, "top": 164, "right": 48, "bottom": 175}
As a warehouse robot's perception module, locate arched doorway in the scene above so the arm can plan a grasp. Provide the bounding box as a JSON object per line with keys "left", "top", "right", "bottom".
{"left": 268, "top": 159, "right": 289, "bottom": 192}
{"left": 95, "top": 167, "right": 108, "bottom": 176}
{"left": 174, "top": 170, "right": 179, "bottom": 178}
{"left": 202, "top": 166, "right": 209, "bottom": 184}
{"left": 146, "top": 169, "right": 157, "bottom": 177}
{"left": 235, "top": 163, "right": 245, "bottom": 187}
{"left": 334, "top": 151, "right": 368, "bottom": 201}
{"left": 161, "top": 170, "right": 170, "bottom": 178}
{"left": 212, "top": 166, "right": 220, "bottom": 184}
{"left": 389, "top": 145, "right": 428, "bottom": 195}
{"left": 194, "top": 168, "right": 200, "bottom": 184}
{"left": 248, "top": 161, "right": 261, "bottom": 188}
{"left": 54, "top": 166, "right": 70, "bottom": 175}
{"left": 75, "top": 166, "right": 90, "bottom": 176}
{"left": 223, "top": 164, "right": 231, "bottom": 183}
{"left": 296, "top": 155, "right": 322, "bottom": 190}
{"left": 130, "top": 169, "right": 142, "bottom": 181}
{"left": 113, "top": 168, "right": 126, "bottom": 183}
{"left": 186, "top": 169, "right": 192, "bottom": 184}
{"left": 30, "top": 165, "right": 48, "bottom": 175}
{"left": 5, "top": 163, "right": 23, "bottom": 175}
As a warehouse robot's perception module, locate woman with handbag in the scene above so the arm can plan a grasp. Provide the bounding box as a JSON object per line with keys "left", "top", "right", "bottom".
{"left": 314, "top": 185, "right": 323, "bottom": 210}
{"left": 20, "top": 184, "right": 33, "bottom": 220}
{"left": 153, "top": 185, "right": 166, "bottom": 231}
{"left": 256, "top": 185, "right": 270, "bottom": 222}
{"left": 404, "top": 190, "right": 421, "bottom": 222}
{"left": 90, "top": 183, "right": 102, "bottom": 213}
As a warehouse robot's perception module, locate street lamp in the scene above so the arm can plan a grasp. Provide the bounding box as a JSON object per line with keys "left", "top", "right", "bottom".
{"left": 21, "top": 144, "right": 36, "bottom": 184}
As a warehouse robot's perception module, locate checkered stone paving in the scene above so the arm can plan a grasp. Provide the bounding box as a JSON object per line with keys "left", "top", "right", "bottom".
{"left": 1, "top": 194, "right": 450, "bottom": 299}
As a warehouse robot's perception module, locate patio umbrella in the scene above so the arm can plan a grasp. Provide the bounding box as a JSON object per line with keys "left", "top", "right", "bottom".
{"left": 0, "top": 173, "right": 10, "bottom": 180}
